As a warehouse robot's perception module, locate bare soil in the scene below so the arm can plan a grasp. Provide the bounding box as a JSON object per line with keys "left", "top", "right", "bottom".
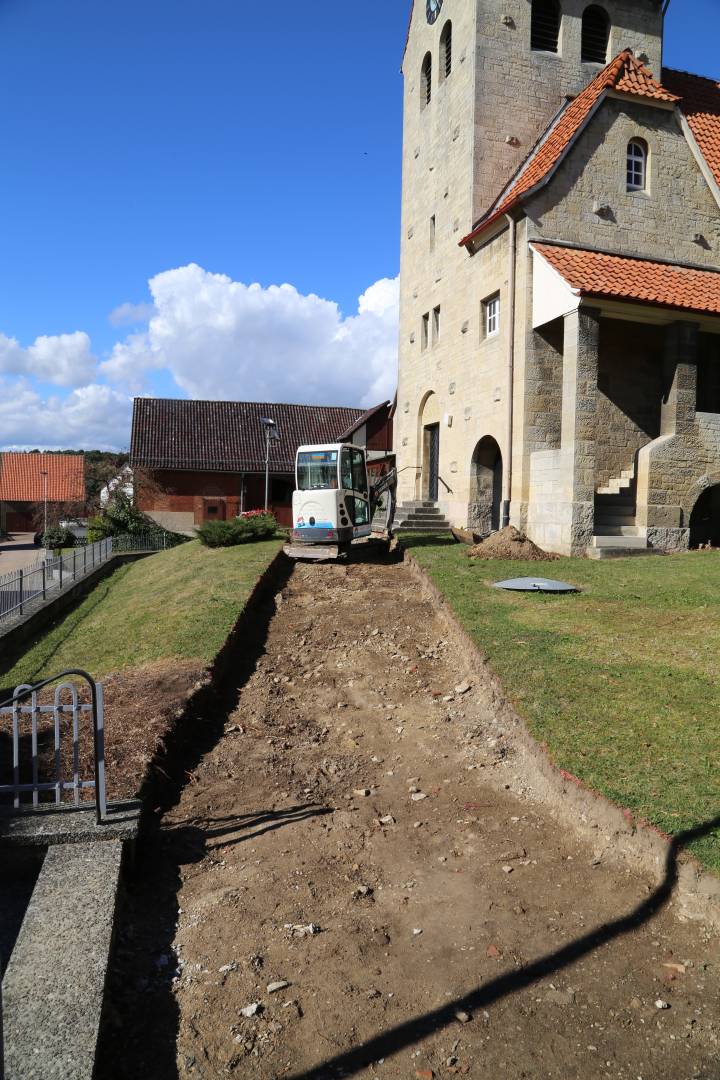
{"left": 0, "top": 660, "right": 201, "bottom": 804}
{"left": 99, "top": 554, "right": 719, "bottom": 1080}
{"left": 467, "top": 526, "right": 558, "bottom": 562}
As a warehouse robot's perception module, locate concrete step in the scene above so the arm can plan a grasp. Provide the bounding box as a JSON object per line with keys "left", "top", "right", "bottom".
{"left": 587, "top": 546, "right": 661, "bottom": 560}
{"left": 595, "top": 498, "right": 634, "bottom": 511}
{"left": 591, "top": 534, "right": 648, "bottom": 549}
{"left": 595, "top": 514, "right": 639, "bottom": 527}
{"left": 594, "top": 525, "right": 644, "bottom": 537}
{"left": 1, "top": 840, "right": 124, "bottom": 1080}
{"left": 595, "top": 514, "right": 638, "bottom": 527}
{"left": 395, "top": 524, "right": 451, "bottom": 533}
{"left": 596, "top": 478, "right": 632, "bottom": 496}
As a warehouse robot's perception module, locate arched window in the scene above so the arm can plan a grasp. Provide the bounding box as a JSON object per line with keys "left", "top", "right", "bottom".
{"left": 627, "top": 139, "right": 648, "bottom": 191}
{"left": 440, "top": 21, "right": 452, "bottom": 81}
{"left": 421, "top": 52, "right": 432, "bottom": 109}
{"left": 581, "top": 5, "right": 610, "bottom": 64}
{"left": 531, "top": 0, "right": 561, "bottom": 54}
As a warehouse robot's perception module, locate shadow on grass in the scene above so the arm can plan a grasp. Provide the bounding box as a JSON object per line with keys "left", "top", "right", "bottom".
{"left": 95, "top": 552, "right": 297, "bottom": 1080}
{"left": 286, "top": 814, "right": 720, "bottom": 1080}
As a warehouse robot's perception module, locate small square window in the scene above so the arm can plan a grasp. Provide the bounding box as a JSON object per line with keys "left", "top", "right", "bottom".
{"left": 421, "top": 312, "right": 430, "bottom": 350}
{"left": 432, "top": 305, "right": 441, "bottom": 344}
{"left": 484, "top": 294, "right": 500, "bottom": 338}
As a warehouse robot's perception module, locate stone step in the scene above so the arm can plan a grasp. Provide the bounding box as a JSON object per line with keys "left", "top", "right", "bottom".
{"left": 595, "top": 501, "right": 636, "bottom": 514}
{"left": 397, "top": 501, "right": 439, "bottom": 510}
{"left": 591, "top": 534, "right": 648, "bottom": 549}
{"left": 595, "top": 514, "right": 638, "bottom": 527}
{"left": 596, "top": 478, "right": 633, "bottom": 496}
{"left": 400, "top": 514, "right": 446, "bottom": 525}
{"left": 587, "top": 546, "right": 661, "bottom": 560}
{"left": 594, "top": 525, "right": 644, "bottom": 537}
{"left": 620, "top": 469, "right": 635, "bottom": 480}
{"left": 395, "top": 516, "right": 451, "bottom": 529}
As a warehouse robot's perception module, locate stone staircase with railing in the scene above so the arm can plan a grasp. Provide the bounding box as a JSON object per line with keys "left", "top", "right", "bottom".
{"left": 395, "top": 500, "right": 452, "bottom": 533}
{"left": 589, "top": 465, "right": 653, "bottom": 558}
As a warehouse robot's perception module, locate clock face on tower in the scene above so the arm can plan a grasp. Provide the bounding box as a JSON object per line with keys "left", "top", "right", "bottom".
{"left": 426, "top": 0, "right": 443, "bottom": 25}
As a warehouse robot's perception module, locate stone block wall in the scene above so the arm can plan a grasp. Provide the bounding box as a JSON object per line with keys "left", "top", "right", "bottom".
{"left": 471, "top": 0, "right": 663, "bottom": 222}
{"left": 595, "top": 319, "right": 663, "bottom": 486}
{"left": 526, "top": 448, "right": 577, "bottom": 554}
{"left": 528, "top": 98, "right": 720, "bottom": 268}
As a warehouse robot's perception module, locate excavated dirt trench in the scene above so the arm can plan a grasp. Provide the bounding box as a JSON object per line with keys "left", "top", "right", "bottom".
{"left": 100, "top": 553, "right": 719, "bottom": 1079}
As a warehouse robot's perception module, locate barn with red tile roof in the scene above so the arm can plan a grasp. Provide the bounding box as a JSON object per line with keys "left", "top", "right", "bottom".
{"left": 130, "top": 398, "right": 385, "bottom": 532}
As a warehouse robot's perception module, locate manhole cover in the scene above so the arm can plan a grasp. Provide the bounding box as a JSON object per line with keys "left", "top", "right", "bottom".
{"left": 493, "top": 577, "right": 579, "bottom": 593}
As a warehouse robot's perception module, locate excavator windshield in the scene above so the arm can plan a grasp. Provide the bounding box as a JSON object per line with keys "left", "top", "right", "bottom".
{"left": 297, "top": 450, "right": 339, "bottom": 490}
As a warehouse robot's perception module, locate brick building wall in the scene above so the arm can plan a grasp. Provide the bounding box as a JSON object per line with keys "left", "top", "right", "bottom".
{"left": 137, "top": 470, "right": 295, "bottom": 533}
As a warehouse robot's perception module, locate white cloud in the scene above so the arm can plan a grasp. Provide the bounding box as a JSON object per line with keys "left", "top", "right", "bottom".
{"left": 0, "top": 331, "right": 96, "bottom": 388}
{"left": 0, "top": 267, "right": 398, "bottom": 452}
{"left": 102, "top": 265, "right": 399, "bottom": 407}
{"left": 0, "top": 377, "right": 131, "bottom": 451}
{"left": 108, "top": 301, "right": 156, "bottom": 327}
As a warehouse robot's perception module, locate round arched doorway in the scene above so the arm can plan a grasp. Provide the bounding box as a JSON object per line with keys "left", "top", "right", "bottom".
{"left": 417, "top": 392, "right": 441, "bottom": 501}
{"left": 468, "top": 436, "right": 503, "bottom": 534}
{"left": 689, "top": 485, "right": 720, "bottom": 548}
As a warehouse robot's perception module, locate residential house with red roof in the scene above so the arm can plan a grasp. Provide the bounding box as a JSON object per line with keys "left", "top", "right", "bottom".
{"left": 396, "top": 0, "right": 720, "bottom": 554}
{"left": 130, "top": 398, "right": 393, "bottom": 531}
{"left": 0, "top": 453, "right": 86, "bottom": 534}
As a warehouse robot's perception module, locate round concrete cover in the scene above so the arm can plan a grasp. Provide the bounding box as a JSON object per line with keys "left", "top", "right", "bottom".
{"left": 493, "top": 577, "right": 579, "bottom": 593}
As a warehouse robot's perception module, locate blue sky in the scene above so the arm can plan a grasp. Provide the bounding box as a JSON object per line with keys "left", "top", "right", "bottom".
{"left": 0, "top": 1, "right": 718, "bottom": 449}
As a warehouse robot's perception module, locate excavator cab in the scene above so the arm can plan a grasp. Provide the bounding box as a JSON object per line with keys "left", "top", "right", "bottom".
{"left": 284, "top": 444, "right": 396, "bottom": 561}
{"left": 290, "top": 444, "right": 372, "bottom": 546}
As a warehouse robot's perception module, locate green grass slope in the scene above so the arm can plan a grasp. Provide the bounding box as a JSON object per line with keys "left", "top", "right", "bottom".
{"left": 403, "top": 536, "right": 720, "bottom": 873}
{"left": 1, "top": 538, "right": 281, "bottom": 687}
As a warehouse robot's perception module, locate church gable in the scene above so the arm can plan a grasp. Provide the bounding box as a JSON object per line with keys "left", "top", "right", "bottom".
{"left": 525, "top": 93, "right": 720, "bottom": 268}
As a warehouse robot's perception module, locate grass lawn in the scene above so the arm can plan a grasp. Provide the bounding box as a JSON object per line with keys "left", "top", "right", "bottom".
{"left": 402, "top": 535, "right": 720, "bottom": 873}
{"left": 0, "top": 538, "right": 282, "bottom": 688}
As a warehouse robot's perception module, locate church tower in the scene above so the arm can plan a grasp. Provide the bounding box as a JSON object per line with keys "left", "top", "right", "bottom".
{"left": 396, "top": 0, "right": 665, "bottom": 515}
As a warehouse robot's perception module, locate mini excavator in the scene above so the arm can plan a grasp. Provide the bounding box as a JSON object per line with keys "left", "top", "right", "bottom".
{"left": 282, "top": 444, "right": 398, "bottom": 561}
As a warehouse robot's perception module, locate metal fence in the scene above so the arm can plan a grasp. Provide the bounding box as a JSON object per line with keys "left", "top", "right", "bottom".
{"left": 0, "top": 531, "right": 175, "bottom": 624}
{"left": 0, "top": 670, "right": 106, "bottom": 823}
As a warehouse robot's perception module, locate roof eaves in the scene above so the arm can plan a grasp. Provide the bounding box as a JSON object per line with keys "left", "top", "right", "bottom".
{"left": 676, "top": 110, "right": 720, "bottom": 212}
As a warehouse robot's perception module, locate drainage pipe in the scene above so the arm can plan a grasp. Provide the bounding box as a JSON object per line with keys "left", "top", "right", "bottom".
{"left": 501, "top": 213, "right": 517, "bottom": 529}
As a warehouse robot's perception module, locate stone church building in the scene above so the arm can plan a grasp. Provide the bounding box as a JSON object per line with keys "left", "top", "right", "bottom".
{"left": 395, "top": 0, "right": 720, "bottom": 554}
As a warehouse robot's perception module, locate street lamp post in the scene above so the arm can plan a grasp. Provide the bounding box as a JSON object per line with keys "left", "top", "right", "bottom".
{"left": 259, "top": 418, "right": 280, "bottom": 512}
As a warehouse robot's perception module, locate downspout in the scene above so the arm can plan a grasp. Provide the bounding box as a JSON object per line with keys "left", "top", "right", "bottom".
{"left": 501, "top": 213, "right": 517, "bottom": 529}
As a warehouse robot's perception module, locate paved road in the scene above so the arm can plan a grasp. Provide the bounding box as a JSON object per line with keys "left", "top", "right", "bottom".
{"left": 0, "top": 533, "right": 41, "bottom": 577}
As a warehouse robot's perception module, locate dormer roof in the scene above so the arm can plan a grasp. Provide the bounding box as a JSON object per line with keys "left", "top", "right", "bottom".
{"left": 461, "top": 51, "right": 680, "bottom": 247}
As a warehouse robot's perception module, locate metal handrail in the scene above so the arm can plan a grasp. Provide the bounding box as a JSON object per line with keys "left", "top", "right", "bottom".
{"left": 0, "top": 531, "right": 177, "bottom": 624}
{"left": 0, "top": 670, "right": 106, "bottom": 824}
{"left": 437, "top": 474, "right": 454, "bottom": 495}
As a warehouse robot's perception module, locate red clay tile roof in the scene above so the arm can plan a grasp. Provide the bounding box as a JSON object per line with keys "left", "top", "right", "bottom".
{"left": 461, "top": 51, "right": 679, "bottom": 246}
{"left": 664, "top": 67, "right": 720, "bottom": 190}
{"left": 532, "top": 243, "right": 720, "bottom": 316}
{"left": 0, "top": 453, "right": 85, "bottom": 503}
{"left": 130, "top": 399, "right": 366, "bottom": 474}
